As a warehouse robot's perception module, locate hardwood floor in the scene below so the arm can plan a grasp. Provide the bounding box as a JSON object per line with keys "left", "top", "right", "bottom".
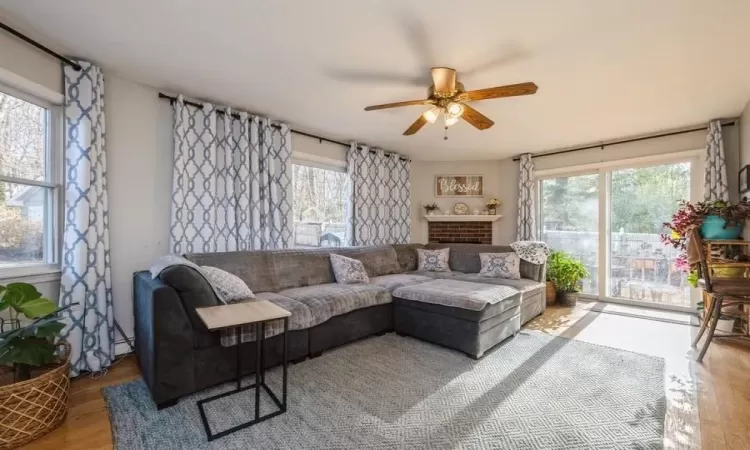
{"left": 22, "top": 302, "right": 750, "bottom": 449}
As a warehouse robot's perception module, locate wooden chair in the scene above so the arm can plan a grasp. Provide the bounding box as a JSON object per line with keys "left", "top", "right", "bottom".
{"left": 689, "top": 229, "right": 750, "bottom": 362}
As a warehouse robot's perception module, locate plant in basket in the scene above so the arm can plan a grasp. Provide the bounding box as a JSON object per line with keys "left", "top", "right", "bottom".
{"left": 0, "top": 283, "right": 73, "bottom": 382}
{"left": 0, "top": 282, "right": 75, "bottom": 447}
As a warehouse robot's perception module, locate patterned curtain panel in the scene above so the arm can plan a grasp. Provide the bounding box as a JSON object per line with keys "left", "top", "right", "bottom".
{"left": 704, "top": 120, "right": 729, "bottom": 201}
{"left": 170, "top": 96, "right": 292, "bottom": 253}
{"left": 59, "top": 61, "right": 114, "bottom": 376}
{"left": 517, "top": 153, "right": 536, "bottom": 241}
{"left": 345, "top": 143, "right": 411, "bottom": 246}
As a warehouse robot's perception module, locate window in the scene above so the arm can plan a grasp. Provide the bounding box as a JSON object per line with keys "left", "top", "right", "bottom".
{"left": 0, "top": 84, "right": 61, "bottom": 274}
{"left": 292, "top": 162, "right": 348, "bottom": 248}
{"left": 538, "top": 154, "right": 700, "bottom": 311}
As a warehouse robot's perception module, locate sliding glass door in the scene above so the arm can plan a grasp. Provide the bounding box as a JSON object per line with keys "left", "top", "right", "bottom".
{"left": 540, "top": 174, "right": 599, "bottom": 294}
{"left": 538, "top": 154, "right": 700, "bottom": 311}
{"left": 608, "top": 163, "right": 691, "bottom": 307}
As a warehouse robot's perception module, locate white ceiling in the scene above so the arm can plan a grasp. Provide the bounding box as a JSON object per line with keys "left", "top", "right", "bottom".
{"left": 2, "top": 0, "right": 750, "bottom": 161}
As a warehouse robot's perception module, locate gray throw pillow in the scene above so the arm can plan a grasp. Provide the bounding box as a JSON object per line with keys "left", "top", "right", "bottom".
{"left": 200, "top": 266, "right": 256, "bottom": 303}
{"left": 330, "top": 253, "right": 370, "bottom": 284}
{"left": 417, "top": 248, "right": 451, "bottom": 272}
{"left": 479, "top": 252, "right": 521, "bottom": 279}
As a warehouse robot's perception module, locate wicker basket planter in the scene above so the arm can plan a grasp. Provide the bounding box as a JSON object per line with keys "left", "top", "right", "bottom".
{"left": 0, "top": 342, "right": 71, "bottom": 449}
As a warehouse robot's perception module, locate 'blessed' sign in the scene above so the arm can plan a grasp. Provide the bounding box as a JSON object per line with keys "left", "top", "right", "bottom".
{"left": 435, "top": 175, "right": 483, "bottom": 197}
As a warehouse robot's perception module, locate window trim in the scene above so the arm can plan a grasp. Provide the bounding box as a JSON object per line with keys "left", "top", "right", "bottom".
{"left": 0, "top": 81, "right": 64, "bottom": 279}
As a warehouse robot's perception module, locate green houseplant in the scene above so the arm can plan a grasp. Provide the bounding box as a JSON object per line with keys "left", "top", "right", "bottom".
{"left": 547, "top": 250, "right": 590, "bottom": 306}
{"left": 0, "top": 282, "right": 72, "bottom": 382}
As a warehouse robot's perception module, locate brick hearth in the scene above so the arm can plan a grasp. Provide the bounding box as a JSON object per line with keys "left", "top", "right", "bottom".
{"left": 428, "top": 221, "right": 492, "bottom": 244}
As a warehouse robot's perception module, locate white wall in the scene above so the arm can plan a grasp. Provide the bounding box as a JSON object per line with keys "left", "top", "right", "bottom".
{"left": 106, "top": 74, "right": 173, "bottom": 350}
{"left": 0, "top": 28, "right": 62, "bottom": 95}
{"left": 410, "top": 160, "right": 518, "bottom": 245}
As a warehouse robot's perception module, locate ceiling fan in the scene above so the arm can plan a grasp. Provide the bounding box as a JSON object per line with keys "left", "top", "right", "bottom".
{"left": 364, "top": 67, "right": 537, "bottom": 137}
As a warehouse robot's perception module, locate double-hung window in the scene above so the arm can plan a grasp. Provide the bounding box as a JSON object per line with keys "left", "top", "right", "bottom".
{"left": 291, "top": 157, "right": 349, "bottom": 248}
{"left": 0, "top": 83, "right": 62, "bottom": 276}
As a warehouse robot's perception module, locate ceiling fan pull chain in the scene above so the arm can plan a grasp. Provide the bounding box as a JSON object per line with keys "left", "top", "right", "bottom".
{"left": 444, "top": 126, "right": 449, "bottom": 140}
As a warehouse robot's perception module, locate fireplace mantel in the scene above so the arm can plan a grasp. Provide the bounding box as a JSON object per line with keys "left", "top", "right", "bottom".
{"left": 423, "top": 215, "right": 502, "bottom": 222}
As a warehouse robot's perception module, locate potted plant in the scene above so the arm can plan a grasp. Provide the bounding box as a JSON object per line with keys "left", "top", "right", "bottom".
{"left": 661, "top": 199, "right": 750, "bottom": 286}
{"left": 547, "top": 250, "right": 590, "bottom": 306}
{"left": 0, "top": 282, "right": 74, "bottom": 447}
{"left": 423, "top": 203, "right": 439, "bottom": 215}
{"left": 486, "top": 198, "right": 501, "bottom": 215}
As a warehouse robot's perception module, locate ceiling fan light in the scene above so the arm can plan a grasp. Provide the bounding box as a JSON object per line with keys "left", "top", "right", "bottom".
{"left": 447, "top": 102, "right": 464, "bottom": 117}
{"left": 422, "top": 106, "right": 440, "bottom": 124}
{"left": 444, "top": 115, "right": 460, "bottom": 127}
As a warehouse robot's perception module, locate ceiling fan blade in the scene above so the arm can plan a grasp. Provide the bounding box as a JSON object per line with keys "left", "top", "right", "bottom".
{"left": 461, "top": 104, "right": 495, "bottom": 130}
{"left": 462, "top": 82, "right": 538, "bottom": 102}
{"left": 403, "top": 115, "right": 428, "bottom": 135}
{"left": 431, "top": 67, "right": 457, "bottom": 94}
{"left": 364, "top": 99, "right": 432, "bottom": 111}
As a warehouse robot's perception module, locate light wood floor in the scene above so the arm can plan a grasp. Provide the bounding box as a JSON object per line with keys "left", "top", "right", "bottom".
{"left": 22, "top": 302, "right": 750, "bottom": 450}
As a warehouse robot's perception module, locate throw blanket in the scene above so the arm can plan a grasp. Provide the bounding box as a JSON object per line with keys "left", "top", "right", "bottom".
{"left": 510, "top": 241, "right": 550, "bottom": 265}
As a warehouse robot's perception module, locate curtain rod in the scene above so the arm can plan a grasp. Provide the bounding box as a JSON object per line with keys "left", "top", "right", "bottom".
{"left": 0, "top": 22, "right": 81, "bottom": 71}
{"left": 512, "top": 119, "right": 738, "bottom": 162}
{"left": 158, "top": 93, "right": 410, "bottom": 161}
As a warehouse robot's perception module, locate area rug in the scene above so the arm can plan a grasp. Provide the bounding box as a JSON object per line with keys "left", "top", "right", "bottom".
{"left": 103, "top": 331, "right": 667, "bottom": 449}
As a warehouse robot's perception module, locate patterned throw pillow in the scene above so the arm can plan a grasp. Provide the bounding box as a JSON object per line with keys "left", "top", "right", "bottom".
{"left": 417, "top": 248, "right": 451, "bottom": 272}
{"left": 330, "top": 253, "right": 370, "bottom": 284}
{"left": 478, "top": 252, "right": 521, "bottom": 279}
{"left": 200, "top": 266, "right": 256, "bottom": 303}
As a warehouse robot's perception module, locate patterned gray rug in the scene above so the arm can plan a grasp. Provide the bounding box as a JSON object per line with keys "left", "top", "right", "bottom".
{"left": 103, "top": 331, "right": 666, "bottom": 449}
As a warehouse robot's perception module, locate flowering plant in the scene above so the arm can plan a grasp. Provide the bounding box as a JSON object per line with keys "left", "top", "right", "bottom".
{"left": 486, "top": 198, "right": 501, "bottom": 207}
{"left": 661, "top": 199, "right": 750, "bottom": 286}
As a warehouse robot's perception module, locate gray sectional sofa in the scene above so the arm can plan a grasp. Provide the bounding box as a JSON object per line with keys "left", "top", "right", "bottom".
{"left": 134, "top": 243, "right": 546, "bottom": 408}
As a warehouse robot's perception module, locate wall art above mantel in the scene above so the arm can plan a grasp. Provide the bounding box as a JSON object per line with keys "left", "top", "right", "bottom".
{"left": 435, "top": 175, "right": 483, "bottom": 197}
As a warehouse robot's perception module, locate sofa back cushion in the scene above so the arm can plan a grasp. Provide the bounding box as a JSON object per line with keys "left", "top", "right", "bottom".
{"left": 424, "top": 243, "right": 544, "bottom": 281}
{"left": 333, "top": 245, "right": 401, "bottom": 277}
{"left": 187, "top": 251, "right": 276, "bottom": 293}
{"left": 186, "top": 245, "right": 401, "bottom": 292}
{"left": 392, "top": 244, "right": 425, "bottom": 272}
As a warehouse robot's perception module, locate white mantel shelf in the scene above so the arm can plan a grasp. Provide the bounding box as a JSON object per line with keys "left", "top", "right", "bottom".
{"left": 423, "top": 215, "right": 503, "bottom": 222}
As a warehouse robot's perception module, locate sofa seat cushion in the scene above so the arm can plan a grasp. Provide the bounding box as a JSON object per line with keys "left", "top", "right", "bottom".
{"left": 369, "top": 274, "right": 432, "bottom": 292}
{"left": 447, "top": 273, "right": 545, "bottom": 294}
{"left": 194, "top": 292, "right": 312, "bottom": 349}
{"left": 278, "top": 283, "right": 391, "bottom": 326}
{"left": 408, "top": 270, "right": 462, "bottom": 280}
{"left": 393, "top": 279, "right": 520, "bottom": 312}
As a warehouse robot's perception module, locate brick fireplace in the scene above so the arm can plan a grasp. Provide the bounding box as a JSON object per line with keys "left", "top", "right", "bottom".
{"left": 428, "top": 221, "right": 493, "bottom": 244}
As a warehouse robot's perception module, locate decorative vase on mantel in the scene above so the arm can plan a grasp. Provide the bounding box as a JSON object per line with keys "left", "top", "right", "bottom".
{"left": 487, "top": 206, "right": 496, "bottom": 215}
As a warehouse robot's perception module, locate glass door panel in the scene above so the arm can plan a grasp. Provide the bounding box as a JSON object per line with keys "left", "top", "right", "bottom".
{"left": 540, "top": 174, "right": 599, "bottom": 294}
{"left": 608, "top": 162, "right": 691, "bottom": 307}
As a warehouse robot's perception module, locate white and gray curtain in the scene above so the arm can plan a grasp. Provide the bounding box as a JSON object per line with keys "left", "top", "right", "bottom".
{"left": 59, "top": 60, "right": 114, "bottom": 376}
{"left": 345, "top": 143, "right": 411, "bottom": 246}
{"left": 704, "top": 120, "right": 729, "bottom": 202}
{"left": 517, "top": 153, "right": 536, "bottom": 240}
{"left": 170, "top": 96, "right": 292, "bottom": 253}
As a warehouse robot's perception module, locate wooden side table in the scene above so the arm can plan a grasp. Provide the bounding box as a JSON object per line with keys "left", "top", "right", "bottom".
{"left": 195, "top": 300, "right": 291, "bottom": 441}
